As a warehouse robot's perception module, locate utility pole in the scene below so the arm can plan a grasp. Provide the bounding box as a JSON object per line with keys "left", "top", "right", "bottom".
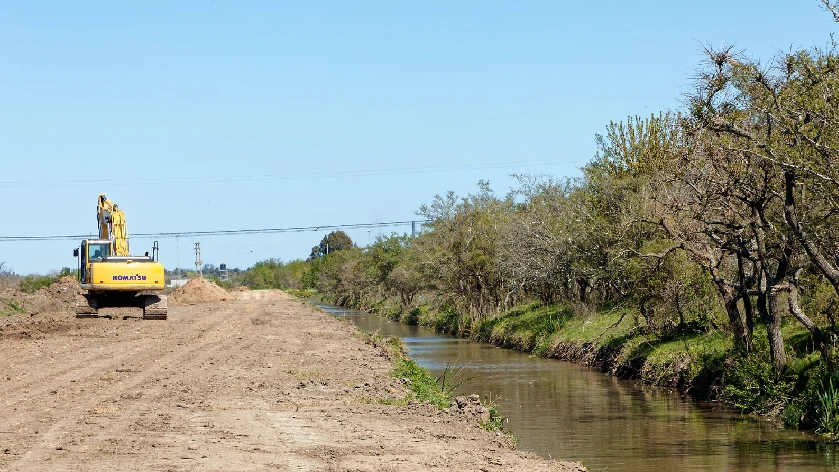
{"left": 176, "top": 235, "right": 180, "bottom": 278}
{"left": 195, "top": 242, "right": 202, "bottom": 277}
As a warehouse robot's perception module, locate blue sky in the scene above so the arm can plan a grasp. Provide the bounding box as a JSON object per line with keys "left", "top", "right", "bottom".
{"left": 0, "top": 1, "right": 835, "bottom": 274}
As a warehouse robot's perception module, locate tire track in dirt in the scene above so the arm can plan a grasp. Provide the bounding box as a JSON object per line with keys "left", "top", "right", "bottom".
{"left": 0, "top": 304, "right": 228, "bottom": 409}
{"left": 55, "top": 295, "right": 322, "bottom": 471}
{"left": 58, "top": 305, "right": 257, "bottom": 470}
{"left": 3, "top": 301, "right": 243, "bottom": 470}
{"left": 2, "top": 327, "right": 158, "bottom": 410}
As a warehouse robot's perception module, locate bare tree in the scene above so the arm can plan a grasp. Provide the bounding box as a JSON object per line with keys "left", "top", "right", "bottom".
{"left": 650, "top": 139, "right": 756, "bottom": 352}
{"left": 685, "top": 44, "right": 839, "bottom": 370}
{"left": 498, "top": 175, "right": 577, "bottom": 305}
{"left": 821, "top": 0, "right": 839, "bottom": 22}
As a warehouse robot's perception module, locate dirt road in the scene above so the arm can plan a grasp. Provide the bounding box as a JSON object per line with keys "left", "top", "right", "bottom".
{"left": 1, "top": 289, "right": 583, "bottom": 471}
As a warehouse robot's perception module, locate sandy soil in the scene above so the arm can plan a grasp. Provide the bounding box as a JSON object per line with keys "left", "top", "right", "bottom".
{"left": 169, "top": 277, "right": 233, "bottom": 306}
{"left": 0, "top": 288, "right": 584, "bottom": 471}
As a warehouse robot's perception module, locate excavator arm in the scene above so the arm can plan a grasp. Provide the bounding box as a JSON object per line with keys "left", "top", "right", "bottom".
{"left": 97, "top": 194, "right": 130, "bottom": 256}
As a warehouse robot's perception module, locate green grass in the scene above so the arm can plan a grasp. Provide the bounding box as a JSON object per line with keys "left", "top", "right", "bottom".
{"left": 287, "top": 288, "right": 315, "bottom": 298}
{"left": 1, "top": 301, "right": 26, "bottom": 317}
{"left": 479, "top": 396, "right": 509, "bottom": 435}
{"left": 473, "top": 301, "right": 573, "bottom": 352}
{"left": 18, "top": 275, "right": 60, "bottom": 294}
{"left": 17, "top": 268, "right": 73, "bottom": 294}
{"left": 552, "top": 304, "right": 635, "bottom": 344}
{"left": 391, "top": 357, "right": 453, "bottom": 409}
{"left": 816, "top": 376, "right": 839, "bottom": 438}
{"left": 354, "top": 327, "right": 454, "bottom": 409}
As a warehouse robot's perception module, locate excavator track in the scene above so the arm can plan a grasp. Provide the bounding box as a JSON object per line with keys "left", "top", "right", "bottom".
{"left": 74, "top": 291, "right": 167, "bottom": 320}
{"left": 74, "top": 293, "right": 99, "bottom": 317}
{"left": 142, "top": 294, "right": 168, "bottom": 320}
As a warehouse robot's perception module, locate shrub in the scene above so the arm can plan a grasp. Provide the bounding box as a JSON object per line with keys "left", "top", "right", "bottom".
{"left": 392, "top": 357, "right": 452, "bottom": 409}
{"left": 402, "top": 306, "right": 421, "bottom": 325}
{"left": 19, "top": 275, "right": 58, "bottom": 294}
{"left": 781, "top": 402, "right": 805, "bottom": 429}
{"left": 481, "top": 401, "right": 506, "bottom": 433}
{"left": 817, "top": 374, "right": 839, "bottom": 437}
{"left": 723, "top": 353, "right": 790, "bottom": 414}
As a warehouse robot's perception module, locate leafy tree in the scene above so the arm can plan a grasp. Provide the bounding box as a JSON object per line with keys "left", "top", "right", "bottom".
{"left": 243, "top": 259, "right": 278, "bottom": 289}
{"left": 416, "top": 181, "right": 513, "bottom": 322}
{"left": 277, "top": 259, "right": 310, "bottom": 290}
{"left": 363, "top": 233, "right": 425, "bottom": 306}
{"left": 310, "top": 231, "right": 355, "bottom": 259}
{"left": 311, "top": 247, "right": 369, "bottom": 305}
{"left": 498, "top": 175, "right": 577, "bottom": 305}
{"left": 366, "top": 233, "right": 409, "bottom": 287}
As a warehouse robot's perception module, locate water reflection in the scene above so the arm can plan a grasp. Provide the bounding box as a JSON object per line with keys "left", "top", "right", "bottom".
{"left": 319, "top": 304, "right": 838, "bottom": 471}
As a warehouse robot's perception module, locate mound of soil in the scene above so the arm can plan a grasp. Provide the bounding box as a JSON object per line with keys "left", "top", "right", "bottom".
{"left": 1, "top": 275, "right": 80, "bottom": 313}
{"left": 1, "top": 275, "right": 82, "bottom": 338}
{"left": 41, "top": 275, "right": 81, "bottom": 304}
{"left": 169, "top": 276, "right": 232, "bottom": 305}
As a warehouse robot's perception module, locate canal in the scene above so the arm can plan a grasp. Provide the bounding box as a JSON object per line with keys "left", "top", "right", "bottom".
{"left": 318, "top": 303, "right": 838, "bottom": 471}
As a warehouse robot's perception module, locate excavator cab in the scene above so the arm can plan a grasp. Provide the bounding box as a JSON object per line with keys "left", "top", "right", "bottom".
{"left": 74, "top": 240, "right": 113, "bottom": 284}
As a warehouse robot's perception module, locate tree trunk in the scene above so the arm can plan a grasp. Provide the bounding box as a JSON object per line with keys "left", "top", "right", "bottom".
{"left": 742, "top": 293, "right": 754, "bottom": 337}
{"left": 768, "top": 298, "right": 787, "bottom": 372}
{"left": 785, "top": 283, "right": 833, "bottom": 365}
{"left": 675, "top": 292, "right": 685, "bottom": 329}
{"left": 722, "top": 291, "right": 751, "bottom": 351}
{"left": 751, "top": 207, "right": 788, "bottom": 374}
{"left": 713, "top": 272, "right": 751, "bottom": 350}
{"left": 757, "top": 276, "right": 787, "bottom": 375}
{"left": 577, "top": 278, "right": 589, "bottom": 303}
{"left": 736, "top": 253, "right": 755, "bottom": 337}
{"left": 784, "top": 171, "right": 839, "bottom": 297}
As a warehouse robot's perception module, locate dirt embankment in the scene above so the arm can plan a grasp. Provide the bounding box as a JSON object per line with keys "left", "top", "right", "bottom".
{"left": 0, "top": 286, "right": 584, "bottom": 471}
{"left": 0, "top": 275, "right": 82, "bottom": 338}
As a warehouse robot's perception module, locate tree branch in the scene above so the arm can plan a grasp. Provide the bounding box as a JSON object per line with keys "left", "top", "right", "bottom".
{"left": 822, "top": 0, "right": 839, "bottom": 22}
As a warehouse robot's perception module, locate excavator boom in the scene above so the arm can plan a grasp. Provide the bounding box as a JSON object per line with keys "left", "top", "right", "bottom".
{"left": 97, "top": 194, "right": 130, "bottom": 256}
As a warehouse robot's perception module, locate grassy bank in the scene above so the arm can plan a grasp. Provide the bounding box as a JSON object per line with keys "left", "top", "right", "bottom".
{"left": 327, "top": 293, "right": 839, "bottom": 440}
{"left": 354, "top": 328, "right": 452, "bottom": 408}
{"left": 352, "top": 326, "right": 508, "bottom": 434}
{"left": 377, "top": 299, "right": 730, "bottom": 399}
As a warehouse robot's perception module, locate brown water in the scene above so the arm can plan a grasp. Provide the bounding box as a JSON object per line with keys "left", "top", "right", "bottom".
{"left": 318, "top": 304, "right": 839, "bottom": 471}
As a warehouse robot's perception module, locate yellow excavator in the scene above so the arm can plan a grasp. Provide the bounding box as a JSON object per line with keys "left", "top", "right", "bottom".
{"left": 74, "top": 194, "right": 168, "bottom": 320}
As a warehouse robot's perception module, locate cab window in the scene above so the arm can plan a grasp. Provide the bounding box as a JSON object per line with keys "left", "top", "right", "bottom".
{"left": 89, "top": 244, "right": 110, "bottom": 260}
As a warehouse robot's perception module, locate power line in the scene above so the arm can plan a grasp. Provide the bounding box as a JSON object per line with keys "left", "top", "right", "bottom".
{"left": 0, "top": 159, "right": 586, "bottom": 188}
{"left": 0, "top": 220, "right": 427, "bottom": 242}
